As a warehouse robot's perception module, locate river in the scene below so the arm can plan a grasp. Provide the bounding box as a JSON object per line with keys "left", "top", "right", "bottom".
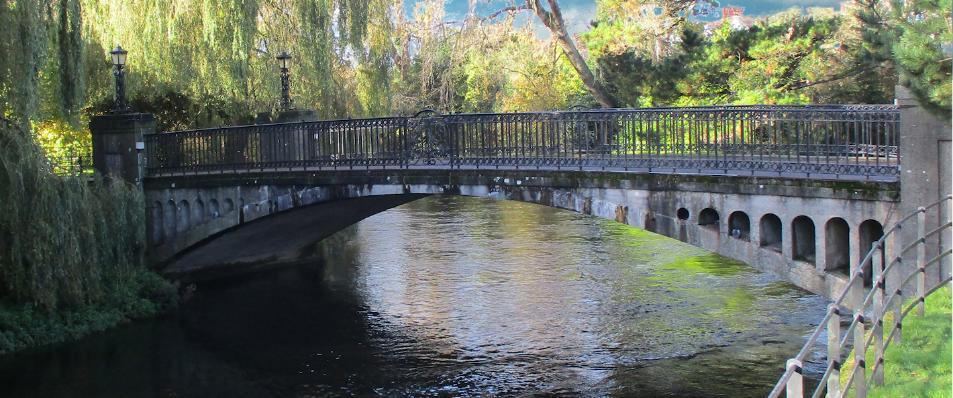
{"left": 0, "top": 196, "right": 827, "bottom": 397}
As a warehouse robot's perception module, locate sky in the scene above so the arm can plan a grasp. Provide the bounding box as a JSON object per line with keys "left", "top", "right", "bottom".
{"left": 405, "top": 0, "right": 846, "bottom": 34}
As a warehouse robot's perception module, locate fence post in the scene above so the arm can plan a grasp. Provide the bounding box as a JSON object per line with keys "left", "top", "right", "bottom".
{"left": 850, "top": 267, "right": 865, "bottom": 311}
{"left": 917, "top": 207, "right": 927, "bottom": 316}
{"left": 827, "top": 304, "right": 841, "bottom": 398}
{"left": 400, "top": 117, "right": 411, "bottom": 169}
{"left": 892, "top": 225, "right": 904, "bottom": 344}
{"left": 872, "top": 243, "right": 885, "bottom": 385}
{"left": 853, "top": 311, "right": 867, "bottom": 398}
{"left": 786, "top": 359, "right": 804, "bottom": 398}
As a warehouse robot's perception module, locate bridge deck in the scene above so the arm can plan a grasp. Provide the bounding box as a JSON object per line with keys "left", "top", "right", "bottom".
{"left": 146, "top": 157, "right": 899, "bottom": 182}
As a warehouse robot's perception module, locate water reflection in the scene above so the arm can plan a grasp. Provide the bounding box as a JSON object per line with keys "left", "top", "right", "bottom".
{"left": 0, "top": 196, "right": 826, "bottom": 397}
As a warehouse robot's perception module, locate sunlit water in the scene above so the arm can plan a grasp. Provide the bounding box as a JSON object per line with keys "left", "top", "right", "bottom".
{"left": 0, "top": 196, "right": 827, "bottom": 397}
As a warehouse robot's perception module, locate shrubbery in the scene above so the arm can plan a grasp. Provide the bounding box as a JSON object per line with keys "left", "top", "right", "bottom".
{"left": 0, "top": 118, "right": 177, "bottom": 354}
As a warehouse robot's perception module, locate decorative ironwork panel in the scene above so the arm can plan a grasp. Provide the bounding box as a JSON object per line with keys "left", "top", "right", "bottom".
{"left": 145, "top": 105, "right": 900, "bottom": 181}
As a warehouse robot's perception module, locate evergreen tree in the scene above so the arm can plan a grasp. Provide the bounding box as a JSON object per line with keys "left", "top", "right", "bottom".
{"left": 891, "top": 0, "right": 952, "bottom": 114}
{"left": 852, "top": 0, "right": 951, "bottom": 114}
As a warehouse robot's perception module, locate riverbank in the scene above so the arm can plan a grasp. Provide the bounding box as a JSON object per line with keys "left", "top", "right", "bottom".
{"left": 869, "top": 284, "right": 952, "bottom": 398}
{"left": 0, "top": 269, "right": 177, "bottom": 354}
{"left": 838, "top": 284, "right": 952, "bottom": 397}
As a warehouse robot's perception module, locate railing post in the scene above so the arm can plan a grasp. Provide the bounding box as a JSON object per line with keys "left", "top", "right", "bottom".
{"left": 849, "top": 268, "right": 865, "bottom": 311}
{"left": 786, "top": 359, "right": 804, "bottom": 398}
{"left": 402, "top": 118, "right": 409, "bottom": 169}
{"left": 917, "top": 207, "right": 927, "bottom": 316}
{"left": 892, "top": 225, "right": 904, "bottom": 344}
{"left": 893, "top": 288, "right": 904, "bottom": 346}
{"left": 872, "top": 243, "right": 885, "bottom": 385}
{"left": 827, "top": 304, "right": 841, "bottom": 398}
{"left": 853, "top": 311, "right": 867, "bottom": 398}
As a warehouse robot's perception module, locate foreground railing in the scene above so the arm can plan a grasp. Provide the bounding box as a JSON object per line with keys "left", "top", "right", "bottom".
{"left": 769, "top": 195, "right": 952, "bottom": 398}
{"left": 145, "top": 105, "right": 900, "bottom": 181}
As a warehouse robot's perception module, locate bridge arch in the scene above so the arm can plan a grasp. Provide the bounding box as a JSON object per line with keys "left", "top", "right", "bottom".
{"left": 193, "top": 199, "right": 205, "bottom": 225}
{"left": 698, "top": 208, "right": 720, "bottom": 231}
{"left": 676, "top": 208, "right": 690, "bottom": 220}
{"left": 728, "top": 211, "right": 751, "bottom": 241}
{"left": 759, "top": 214, "right": 782, "bottom": 252}
{"left": 858, "top": 219, "right": 885, "bottom": 286}
{"left": 209, "top": 199, "right": 220, "bottom": 219}
{"left": 177, "top": 200, "right": 190, "bottom": 233}
{"left": 164, "top": 200, "right": 177, "bottom": 239}
{"left": 824, "top": 217, "right": 850, "bottom": 274}
{"left": 791, "top": 216, "right": 816, "bottom": 264}
{"left": 144, "top": 170, "right": 899, "bottom": 300}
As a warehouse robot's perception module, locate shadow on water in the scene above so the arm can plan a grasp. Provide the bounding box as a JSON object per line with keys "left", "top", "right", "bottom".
{"left": 0, "top": 196, "right": 827, "bottom": 397}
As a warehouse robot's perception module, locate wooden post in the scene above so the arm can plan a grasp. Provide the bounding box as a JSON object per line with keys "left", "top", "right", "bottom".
{"left": 893, "top": 287, "right": 903, "bottom": 345}
{"left": 853, "top": 311, "right": 867, "bottom": 398}
{"left": 827, "top": 304, "right": 841, "bottom": 398}
{"left": 917, "top": 208, "right": 927, "bottom": 316}
{"left": 872, "top": 243, "right": 885, "bottom": 385}
{"left": 786, "top": 359, "right": 804, "bottom": 398}
{"left": 850, "top": 267, "right": 865, "bottom": 312}
{"left": 892, "top": 225, "right": 904, "bottom": 344}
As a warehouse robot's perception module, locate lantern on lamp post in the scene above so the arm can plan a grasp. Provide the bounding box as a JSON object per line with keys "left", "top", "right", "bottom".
{"left": 276, "top": 51, "right": 294, "bottom": 111}
{"left": 110, "top": 45, "right": 129, "bottom": 113}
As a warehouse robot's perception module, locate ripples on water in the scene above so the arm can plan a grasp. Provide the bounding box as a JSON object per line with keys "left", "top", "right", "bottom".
{"left": 0, "top": 196, "right": 827, "bottom": 397}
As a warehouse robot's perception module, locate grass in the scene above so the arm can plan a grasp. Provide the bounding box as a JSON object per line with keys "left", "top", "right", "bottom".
{"left": 839, "top": 284, "right": 951, "bottom": 398}
{"left": 869, "top": 284, "right": 952, "bottom": 398}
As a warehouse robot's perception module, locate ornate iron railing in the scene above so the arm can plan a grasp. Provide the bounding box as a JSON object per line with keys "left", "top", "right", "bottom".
{"left": 769, "top": 195, "right": 952, "bottom": 398}
{"left": 46, "top": 145, "right": 94, "bottom": 176}
{"left": 145, "top": 105, "right": 900, "bottom": 181}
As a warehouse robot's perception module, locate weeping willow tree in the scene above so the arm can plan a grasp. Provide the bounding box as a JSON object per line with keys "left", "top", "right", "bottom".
{"left": 0, "top": 0, "right": 50, "bottom": 129}
{"left": 0, "top": 0, "right": 89, "bottom": 166}
{"left": 77, "top": 0, "right": 398, "bottom": 123}
{"left": 0, "top": 117, "right": 147, "bottom": 312}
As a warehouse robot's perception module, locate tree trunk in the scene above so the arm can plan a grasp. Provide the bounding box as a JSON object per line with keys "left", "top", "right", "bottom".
{"left": 527, "top": 0, "right": 616, "bottom": 108}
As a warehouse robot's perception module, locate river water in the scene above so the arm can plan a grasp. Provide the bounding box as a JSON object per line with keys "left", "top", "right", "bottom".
{"left": 0, "top": 196, "right": 827, "bottom": 397}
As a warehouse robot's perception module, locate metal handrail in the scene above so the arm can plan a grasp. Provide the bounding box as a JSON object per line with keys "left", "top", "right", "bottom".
{"left": 144, "top": 105, "right": 901, "bottom": 181}
{"left": 769, "top": 194, "right": 952, "bottom": 398}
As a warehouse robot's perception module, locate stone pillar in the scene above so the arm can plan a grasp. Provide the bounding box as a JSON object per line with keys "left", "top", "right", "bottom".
{"left": 815, "top": 225, "right": 827, "bottom": 272}
{"left": 897, "top": 86, "right": 952, "bottom": 290}
{"left": 275, "top": 109, "right": 318, "bottom": 123}
{"left": 89, "top": 113, "right": 156, "bottom": 184}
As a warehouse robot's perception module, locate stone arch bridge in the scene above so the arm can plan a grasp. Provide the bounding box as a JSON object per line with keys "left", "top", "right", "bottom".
{"left": 89, "top": 101, "right": 951, "bottom": 301}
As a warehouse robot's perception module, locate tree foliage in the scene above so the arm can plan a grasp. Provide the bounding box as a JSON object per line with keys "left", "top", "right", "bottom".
{"left": 0, "top": 117, "right": 148, "bottom": 311}
{"left": 1, "top": 0, "right": 949, "bottom": 141}
{"left": 590, "top": 2, "right": 950, "bottom": 112}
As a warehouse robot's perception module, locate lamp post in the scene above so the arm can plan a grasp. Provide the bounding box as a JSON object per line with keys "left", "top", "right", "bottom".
{"left": 276, "top": 51, "right": 293, "bottom": 111}
{"left": 110, "top": 45, "right": 129, "bottom": 113}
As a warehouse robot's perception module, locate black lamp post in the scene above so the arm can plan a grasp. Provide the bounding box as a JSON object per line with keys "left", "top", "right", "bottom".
{"left": 110, "top": 45, "right": 129, "bottom": 113}
{"left": 276, "top": 51, "right": 293, "bottom": 111}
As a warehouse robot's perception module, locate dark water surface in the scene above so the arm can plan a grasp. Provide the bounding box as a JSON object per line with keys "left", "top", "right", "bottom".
{"left": 0, "top": 196, "right": 827, "bottom": 397}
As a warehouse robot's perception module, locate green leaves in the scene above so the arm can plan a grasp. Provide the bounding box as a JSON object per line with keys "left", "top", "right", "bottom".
{"left": 0, "top": 120, "right": 147, "bottom": 312}
{"left": 890, "top": 0, "right": 952, "bottom": 113}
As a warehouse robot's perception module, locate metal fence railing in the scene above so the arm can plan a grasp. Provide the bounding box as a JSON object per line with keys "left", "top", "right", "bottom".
{"left": 144, "top": 105, "right": 901, "bottom": 181}
{"left": 46, "top": 146, "right": 94, "bottom": 177}
{"left": 769, "top": 195, "right": 952, "bottom": 398}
